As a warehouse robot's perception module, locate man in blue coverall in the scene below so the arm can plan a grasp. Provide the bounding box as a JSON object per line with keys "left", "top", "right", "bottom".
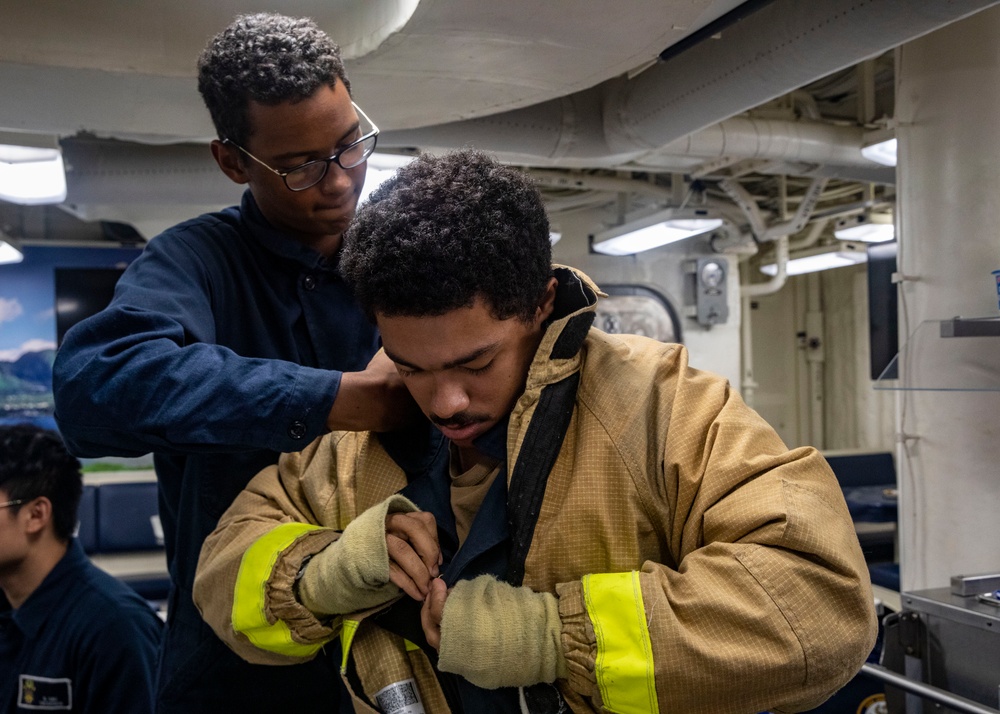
{"left": 0, "top": 425, "right": 162, "bottom": 713}
{"left": 51, "top": 13, "right": 414, "bottom": 713}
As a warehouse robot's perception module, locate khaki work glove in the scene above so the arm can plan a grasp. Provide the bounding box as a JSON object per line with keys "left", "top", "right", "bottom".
{"left": 437, "top": 574, "right": 568, "bottom": 689}
{"left": 298, "top": 494, "right": 418, "bottom": 615}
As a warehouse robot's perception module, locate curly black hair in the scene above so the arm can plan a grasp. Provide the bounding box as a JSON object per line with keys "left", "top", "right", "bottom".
{"left": 341, "top": 150, "right": 553, "bottom": 323}
{"left": 197, "top": 12, "right": 351, "bottom": 145}
{"left": 0, "top": 425, "right": 82, "bottom": 541}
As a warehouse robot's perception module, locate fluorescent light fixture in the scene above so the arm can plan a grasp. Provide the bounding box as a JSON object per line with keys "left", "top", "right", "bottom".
{"left": 549, "top": 231, "right": 562, "bottom": 246}
{"left": 861, "top": 126, "right": 897, "bottom": 167}
{"left": 0, "top": 239, "right": 24, "bottom": 265}
{"left": 761, "top": 242, "right": 867, "bottom": 276}
{"left": 0, "top": 134, "right": 67, "bottom": 205}
{"left": 861, "top": 137, "right": 897, "bottom": 167}
{"left": 834, "top": 212, "right": 895, "bottom": 243}
{"left": 591, "top": 208, "right": 723, "bottom": 256}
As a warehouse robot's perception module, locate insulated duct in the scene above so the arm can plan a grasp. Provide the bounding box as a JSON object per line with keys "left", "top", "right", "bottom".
{"left": 379, "top": 0, "right": 1000, "bottom": 164}
{"left": 658, "top": 118, "right": 875, "bottom": 166}
{"left": 61, "top": 138, "right": 242, "bottom": 206}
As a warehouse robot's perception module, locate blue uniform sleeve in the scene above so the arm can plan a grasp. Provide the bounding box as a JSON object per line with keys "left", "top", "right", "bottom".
{"left": 52, "top": 227, "right": 342, "bottom": 458}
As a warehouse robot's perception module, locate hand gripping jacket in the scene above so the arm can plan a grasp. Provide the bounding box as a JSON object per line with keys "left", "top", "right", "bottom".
{"left": 194, "top": 267, "right": 878, "bottom": 714}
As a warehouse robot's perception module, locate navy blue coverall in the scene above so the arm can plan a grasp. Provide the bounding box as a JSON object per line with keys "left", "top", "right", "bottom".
{"left": 52, "top": 190, "right": 380, "bottom": 713}
{"left": 0, "top": 540, "right": 163, "bottom": 713}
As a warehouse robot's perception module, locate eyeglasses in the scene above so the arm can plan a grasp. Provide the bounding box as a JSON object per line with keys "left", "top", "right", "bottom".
{"left": 0, "top": 499, "right": 23, "bottom": 509}
{"left": 224, "top": 101, "right": 379, "bottom": 192}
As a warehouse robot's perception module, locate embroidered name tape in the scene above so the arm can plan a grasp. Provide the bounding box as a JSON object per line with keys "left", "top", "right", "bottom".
{"left": 18, "top": 674, "right": 72, "bottom": 710}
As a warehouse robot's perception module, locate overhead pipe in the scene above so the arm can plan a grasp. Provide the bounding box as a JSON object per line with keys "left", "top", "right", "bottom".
{"left": 719, "top": 179, "right": 766, "bottom": 238}
{"left": 738, "top": 216, "right": 828, "bottom": 408}
{"left": 380, "top": 90, "right": 881, "bottom": 168}
{"left": 58, "top": 0, "right": 989, "bottom": 209}
{"left": 604, "top": 0, "right": 997, "bottom": 154}
{"left": 657, "top": 118, "right": 875, "bottom": 167}
{"left": 788, "top": 218, "right": 829, "bottom": 253}
{"left": 60, "top": 119, "right": 892, "bottom": 208}
{"left": 743, "top": 235, "right": 789, "bottom": 300}
{"left": 61, "top": 137, "right": 242, "bottom": 206}
{"left": 544, "top": 192, "right": 614, "bottom": 216}
{"left": 720, "top": 176, "right": 826, "bottom": 242}
{"left": 530, "top": 168, "right": 749, "bottom": 234}
{"left": 762, "top": 178, "right": 827, "bottom": 242}
{"left": 529, "top": 169, "right": 674, "bottom": 199}
{"left": 739, "top": 219, "right": 830, "bottom": 300}
{"left": 731, "top": 177, "right": 827, "bottom": 410}
{"left": 379, "top": 0, "right": 999, "bottom": 165}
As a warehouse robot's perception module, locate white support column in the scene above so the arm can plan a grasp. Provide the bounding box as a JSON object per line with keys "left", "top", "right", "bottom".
{"left": 896, "top": 8, "right": 1000, "bottom": 590}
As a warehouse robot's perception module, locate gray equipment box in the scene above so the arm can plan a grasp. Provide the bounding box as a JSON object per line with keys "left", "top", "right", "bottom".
{"left": 885, "top": 579, "right": 1000, "bottom": 712}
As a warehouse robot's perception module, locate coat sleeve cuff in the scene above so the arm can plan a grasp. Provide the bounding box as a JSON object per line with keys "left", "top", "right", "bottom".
{"left": 556, "top": 580, "right": 601, "bottom": 703}
{"left": 266, "top": 529, "right": 341, "bottom": 644}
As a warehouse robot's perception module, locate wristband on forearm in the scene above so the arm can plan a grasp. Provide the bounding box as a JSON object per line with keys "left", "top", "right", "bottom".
{"left": 297, "top": 494, "right": 418, "bottom": 615}
{"left": 437, "top": 574, "right": 567, "bottom": 689}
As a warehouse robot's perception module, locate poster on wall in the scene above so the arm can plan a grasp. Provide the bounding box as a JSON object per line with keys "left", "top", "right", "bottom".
{"left": 0, "top": 245, "right": 141, "bottom": 438}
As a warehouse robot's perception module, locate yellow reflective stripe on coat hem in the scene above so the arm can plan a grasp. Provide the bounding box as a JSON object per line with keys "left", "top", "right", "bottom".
{"left": 338, "top": 624, "right": 417, "bottom": 674}
{"left": 582, "top": 571, "right": 659, "bottom": 714}
{"left": 233, "top": 522, "right": 327, "bottom": 657}
{"left": 340, "top": 619, "right": 360, "bottom": 673}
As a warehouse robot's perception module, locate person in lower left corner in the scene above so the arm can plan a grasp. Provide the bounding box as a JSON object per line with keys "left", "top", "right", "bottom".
{"left": 0, "top": 425, "right": 163, "bottom": 713}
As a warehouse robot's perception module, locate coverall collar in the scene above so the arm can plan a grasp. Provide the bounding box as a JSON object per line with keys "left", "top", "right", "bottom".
{"left": 11, "top": 539, "right": 87, "bottom": 638}
{"left": 239, "top": 189, "right": 339, "bottom": 272}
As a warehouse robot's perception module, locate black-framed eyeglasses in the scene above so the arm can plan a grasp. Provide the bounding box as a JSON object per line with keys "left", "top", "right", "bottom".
{"left": 0, "top": 499, "right": 23, "bottom": 509}
{"left": 224, "top": 101, "right": 379, "bottom": 192}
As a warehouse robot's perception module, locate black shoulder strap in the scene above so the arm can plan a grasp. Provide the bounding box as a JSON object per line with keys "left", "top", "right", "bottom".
{"left": 505, "top": 366, "right": 582, "bottom": 714}
{"left": 505, "top": 369, "right": 581, "bottom": 586}
{"left": 505, "top": 291, "right": 594, "bottom": 586}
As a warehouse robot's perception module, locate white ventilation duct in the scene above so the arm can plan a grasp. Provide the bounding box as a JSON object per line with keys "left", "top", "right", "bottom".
{"left": 53, "top": 0, "right": 996, "bottom": 207}
{"left": 657, "top": 118, "right": 878, "bottom": 166}
{"left": 61, "top": 138, "right": 242, "bottom": 206}
{"left": 378, "top": 0, "right": 1000, "bottom": 164}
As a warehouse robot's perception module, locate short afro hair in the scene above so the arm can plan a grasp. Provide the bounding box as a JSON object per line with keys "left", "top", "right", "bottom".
{"left": 197, "top": 12, "right": 351, "bottom": 145}
{"left": 341, "top": 150, "right": 553, "bottom": 323}
{"left": 0, "top": 425, "right": 82, "bottom": 542}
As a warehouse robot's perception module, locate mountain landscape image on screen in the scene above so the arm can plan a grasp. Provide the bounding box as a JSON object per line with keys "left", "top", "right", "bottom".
{"left": 0, "top": 348, "right": 57, "bottom": 430}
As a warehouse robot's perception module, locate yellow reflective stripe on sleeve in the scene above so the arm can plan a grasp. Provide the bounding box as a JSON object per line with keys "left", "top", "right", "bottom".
{"left": 582, "top": 571, "right": 659, "bottom": 714}
{"left": 232, "top": 522, "right": 327, "bottom": 657}
{"left": 340, "top": 619, "right": 360, "bottom": 673}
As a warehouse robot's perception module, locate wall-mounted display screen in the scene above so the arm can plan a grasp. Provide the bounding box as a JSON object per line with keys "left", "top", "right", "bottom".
{"left": 867, "top": 241, "right": 898, "bottom": 380}
{"left": 0, "top": 246, "right": 139, "bottom": 431}
{"left": 55, "top": 267, "right": 126, "bottom": 345}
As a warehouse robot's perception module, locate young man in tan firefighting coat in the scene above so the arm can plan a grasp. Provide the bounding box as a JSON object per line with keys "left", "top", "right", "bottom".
{"left": 194, "top": 150, "right": 877, "bottom": 714}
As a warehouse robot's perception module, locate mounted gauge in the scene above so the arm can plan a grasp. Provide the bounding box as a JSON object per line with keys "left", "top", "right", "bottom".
{"left": 685, "top": 257, "right": 730, "bottom": 328}
{"left": 700, "top": 260, "right": 725, "bottom": 290}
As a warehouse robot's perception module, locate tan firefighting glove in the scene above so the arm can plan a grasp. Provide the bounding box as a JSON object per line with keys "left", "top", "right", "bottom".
{"left": 298, "top": 494, "right": 418, "bottom": 615}
{"left": 437, "top": 574, "right": 568, "bottom": 689}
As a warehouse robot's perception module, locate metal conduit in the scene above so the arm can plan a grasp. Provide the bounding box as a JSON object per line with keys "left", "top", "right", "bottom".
{"left": 861, "top": 664, "right": 1000, "bottom": 714}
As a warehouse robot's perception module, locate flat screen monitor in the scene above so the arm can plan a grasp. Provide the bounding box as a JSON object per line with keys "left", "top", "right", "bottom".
{"left": 55, "top": 267, "right": 125, "bottom": 345}
{"left": 867, "top": 241, "right": 898, "bottom": 380}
